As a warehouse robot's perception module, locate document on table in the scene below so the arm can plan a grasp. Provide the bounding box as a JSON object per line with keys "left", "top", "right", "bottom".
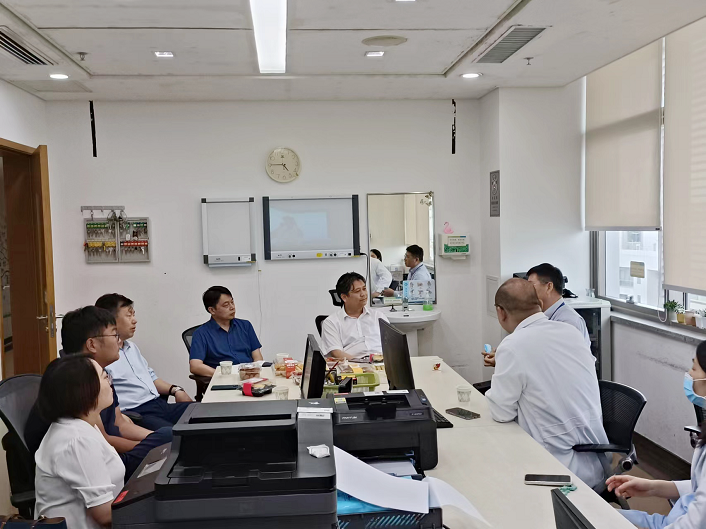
{"left": 334, "top": 447, "right": 429, "bottom": 514}
{"left": 425, "top": 476, "right": 491, "bottom": 526}
{"left": 368, "top": 459, "right": 418, "bottom": 477}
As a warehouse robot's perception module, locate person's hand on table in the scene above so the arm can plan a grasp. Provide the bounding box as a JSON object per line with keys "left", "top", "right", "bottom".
{"left": 605, "top": 475, "right": 655, "bottom": 498}
{"left": 382, "top": 288, "right": 395, "bottom": 297}
{"left": 482, "top": 349, "right": 496, "bottom": 367}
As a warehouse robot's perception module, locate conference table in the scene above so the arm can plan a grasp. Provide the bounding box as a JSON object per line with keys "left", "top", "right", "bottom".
{"left": 202, "top": 356, "right": 633, "bottom": 528}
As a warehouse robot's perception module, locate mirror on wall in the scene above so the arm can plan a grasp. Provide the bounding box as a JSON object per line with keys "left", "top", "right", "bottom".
{"left": 367, "top": 192, "right": 435, "bottom": 304}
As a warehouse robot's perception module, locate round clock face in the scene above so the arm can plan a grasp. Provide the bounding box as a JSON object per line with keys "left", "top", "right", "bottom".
{"left": 266, "top": 147, "right": 301, "bottom": 183}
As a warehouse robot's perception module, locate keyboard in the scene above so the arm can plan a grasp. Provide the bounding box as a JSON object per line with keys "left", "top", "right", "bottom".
{"left": 433, "top": 407, "right": 454, "bottom": 429}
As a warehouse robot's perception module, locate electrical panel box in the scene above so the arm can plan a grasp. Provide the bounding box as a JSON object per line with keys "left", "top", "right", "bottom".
{"left": 438, "top": 233, "right": 470, "bottom": 259}
{"left": 84, "top": 217, "right": 150, "bottom": 264}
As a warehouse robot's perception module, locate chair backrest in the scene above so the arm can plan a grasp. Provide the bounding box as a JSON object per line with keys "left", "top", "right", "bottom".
{"left": 315, "top": 315, "right": 328, "bottom": 337}
{"left": 181, "top": 325, "right": 201, "bottom": 353}
{"left": 328, "top": 289, "right": 343, "bottom": 308}
{"left": 696, "top": 404, "right": 705, "bottom": 425}
{"left": 598, "top": 380, "right": 646, "bottom": 450}
{"left": 0, "top": 375, "right": 42, "bottom": 452}
{"left": 389, "top": 279, "right": 400, "bottom": 292}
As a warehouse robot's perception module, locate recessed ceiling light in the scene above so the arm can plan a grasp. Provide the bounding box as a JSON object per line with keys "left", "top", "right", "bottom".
{"left": 365, "top": 51, "right": 385, "bottom": 57}
{"left": 154, "top": 51, "right": 174, "bottom": 58}
{"left": 461, "top": 73, "right": 482, "bottom": 79}
{"left": 250, "top": 0, "right": 287, "bottom": 74}
{"left": 49, "top": 73, "right": 69, "bottom": 79}
{"left": 395, "top": 0, "right": 416, "bottom": 2}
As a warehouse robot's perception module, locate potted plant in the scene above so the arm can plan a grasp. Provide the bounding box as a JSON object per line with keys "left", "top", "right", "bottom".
{"left": 664, "top": 300, "right": 683, "bottom": 323}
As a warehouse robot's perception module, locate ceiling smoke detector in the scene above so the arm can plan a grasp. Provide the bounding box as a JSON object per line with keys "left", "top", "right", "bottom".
{"left": 362, "top": 35, "right": 407, "bottom": 47}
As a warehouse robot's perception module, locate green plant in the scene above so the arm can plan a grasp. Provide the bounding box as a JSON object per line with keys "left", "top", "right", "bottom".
{"left": 664, "top": 300, "right": 684, "bottom": 313}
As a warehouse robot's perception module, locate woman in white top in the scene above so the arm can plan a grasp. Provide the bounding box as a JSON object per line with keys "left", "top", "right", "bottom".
{"left": 607, "top": 340, "right": 706, "bottom": 529}
{"left": 369, "top": 249, "right": 394, "bottom": 298}
{"left": 35, "top": 354, "right": 125, "bottom": 529}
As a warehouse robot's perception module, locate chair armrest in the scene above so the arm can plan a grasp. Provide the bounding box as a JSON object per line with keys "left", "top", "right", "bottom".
{"left": 123, "top": 411, "right": 143, "bottom": 423}
{"left": 189, "top": 374, "right": 212, "bottom": 385}
{"left": 572, "top": 443, "right": 631, "bottom": 453}
{"left": 685, "top": 425, "right": 701, "bottom": 434}
{"left": 11, "top": 490, "right": 35, "bottom": 507}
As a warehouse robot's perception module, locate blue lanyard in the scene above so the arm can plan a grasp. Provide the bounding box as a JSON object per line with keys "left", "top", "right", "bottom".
{"left": 548, "top": 302, "right": 565, "bottom": 321}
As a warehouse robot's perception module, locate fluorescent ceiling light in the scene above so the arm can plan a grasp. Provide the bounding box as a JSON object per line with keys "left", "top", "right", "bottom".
{"left": 395, "top": 0, "right": 416, "bottom": 2}
{"left": 461, "top": 73, "right": 482, "bottom": 79}
{"left": 250, "top": 0, "right": 287, "bottom": 74}
{"left": 49, "top": 73, "right": 68, "bottom": 79}
{"left": 154, "top": 51, "right": 174, "bottom": 58}
{"left": 365, "top": 51, "right": 385, "bottom": 57}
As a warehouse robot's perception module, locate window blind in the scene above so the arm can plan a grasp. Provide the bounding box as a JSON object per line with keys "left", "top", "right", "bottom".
{"left": 664, "top": 17, "right": 706, "bottom": 295}
{"left": 585, "top": 41, "right": 662, "bottom": 231}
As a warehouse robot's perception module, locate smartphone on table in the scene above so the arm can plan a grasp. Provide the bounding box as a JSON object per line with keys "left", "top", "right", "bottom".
{"left": 524, "top": 474, "right": 572, "bottom": 486}
{"left": 445, "top": 407, "right": 481, "bottom": 420}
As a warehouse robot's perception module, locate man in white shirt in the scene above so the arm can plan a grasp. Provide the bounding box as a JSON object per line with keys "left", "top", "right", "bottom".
{"left": 321, "top": 272, "right": 389, "bottom": 361}
{"left": 369, "top": 249, "right": 393, "bottom": 298}
{"left": 527, "top": 263, "right": 591, "bottom": 348}
{"left": 95, "top": 294, "right": 192, "bottom": 431}
{"left": 405, "top": 245, "right": 432, "bottom": 281}
{"left": 485, "top": 278, "right": 609, "bottom": 490}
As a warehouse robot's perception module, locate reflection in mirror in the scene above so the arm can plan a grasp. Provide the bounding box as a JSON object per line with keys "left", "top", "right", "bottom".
{"left": 367, "top": 192, "right": 435, "bottom": 304}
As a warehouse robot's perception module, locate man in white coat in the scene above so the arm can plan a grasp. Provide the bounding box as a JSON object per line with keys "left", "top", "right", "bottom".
{"left": 485, "top": 278, "right": 609, "bottom": 490}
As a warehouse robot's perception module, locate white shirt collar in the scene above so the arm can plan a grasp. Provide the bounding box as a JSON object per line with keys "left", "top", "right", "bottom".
{"left": 516, "top": 311, "right": 547, "bottom": 331}
{"left": 545, "top": 298, "right": 564, "bottom": 313}
{"left": 340, "top": 305, "right": 370, "bottom": 320}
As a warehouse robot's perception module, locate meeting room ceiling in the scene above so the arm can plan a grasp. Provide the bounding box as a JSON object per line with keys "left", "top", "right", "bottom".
{"left": 0, "top": 0, "right": 705, "bottom": 101}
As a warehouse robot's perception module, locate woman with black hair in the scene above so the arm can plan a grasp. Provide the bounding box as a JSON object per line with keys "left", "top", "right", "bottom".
{"left": 606, "top": 341, "right": 706, "bottom": 528}
{"left": 34, "top": 354, "right": 124, "bottom": 529}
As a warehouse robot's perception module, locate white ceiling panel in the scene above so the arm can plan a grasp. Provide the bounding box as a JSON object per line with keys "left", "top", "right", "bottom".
{"left": 288, "top": 29, "right": 482, "bottom": 75}
{"left": 43, "top": 28, "right": 257, "bottom": 75}
{"left": 289, "top": 0, "right": 516, "bottom": 31}
{"left": 2, "top": 0, "right": 252, "bottom": 29}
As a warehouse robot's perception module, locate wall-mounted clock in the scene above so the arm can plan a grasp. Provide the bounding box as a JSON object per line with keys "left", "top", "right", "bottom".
{"left": 266, "top": 147, "right": 301, "bottom": 183}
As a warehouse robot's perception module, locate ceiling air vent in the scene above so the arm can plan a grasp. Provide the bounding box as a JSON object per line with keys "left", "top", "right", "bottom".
{"left": 476, "top": 26, "right": 545, "bottom": 64}
{"left": 0, "top": 26, "right": 56, "bottom": 65}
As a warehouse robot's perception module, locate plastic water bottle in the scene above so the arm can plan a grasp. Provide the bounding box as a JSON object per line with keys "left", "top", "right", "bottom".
{"left": 423, "top": 289, "right": 433, "bottom": 311}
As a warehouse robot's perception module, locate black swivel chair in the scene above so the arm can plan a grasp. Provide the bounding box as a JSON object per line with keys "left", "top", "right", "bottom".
{"left": 573, "top": 380, "right": 647, "bottom": 509}
{"left": 0, "top": 374, "right": 42, "bottom": 518}
{"left": 315, "top": 315, "right": 328, "bottom": 337}
{"left": 328, "top": 290, "right": 343, "bottom": 308}
{"left": 182, "top": 325, "right": 211, "bottom": 402}
{"left": 685, "top": 404, "right": 704, "bottom": 448}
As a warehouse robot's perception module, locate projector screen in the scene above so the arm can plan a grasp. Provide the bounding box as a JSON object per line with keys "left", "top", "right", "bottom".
{"left": 263, "top": 196, "right": 360, "bottom": 260}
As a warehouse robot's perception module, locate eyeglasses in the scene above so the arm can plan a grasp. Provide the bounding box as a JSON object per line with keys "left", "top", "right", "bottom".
{"left": 92, "top": 333, "right": 120, "bottom": 341}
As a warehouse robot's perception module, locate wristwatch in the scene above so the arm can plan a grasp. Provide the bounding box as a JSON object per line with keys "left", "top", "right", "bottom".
{"left": 169, "top": 385, "right": 184, "bottom": 397}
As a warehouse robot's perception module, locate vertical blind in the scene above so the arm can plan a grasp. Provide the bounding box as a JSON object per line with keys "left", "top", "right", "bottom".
{"left": 664, "top": 17, "right": 706, "bottom": 295}
{"left": 585, "top": 41, "right": 662, "bottom": 230}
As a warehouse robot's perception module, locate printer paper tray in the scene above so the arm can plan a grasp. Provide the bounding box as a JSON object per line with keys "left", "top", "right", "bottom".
{"left": 338, "top": 508, "right": 442, "bottom": 529}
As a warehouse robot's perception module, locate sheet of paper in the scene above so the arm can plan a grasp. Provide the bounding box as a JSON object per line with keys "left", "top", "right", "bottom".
{"left": 368, "top": 459, "right": 418, "bottom": 477}
{"left": 334, "top": 447, "right": 429, "bottom": 514}
{"left": 425, "top": 476, "right": 490, "bottom": 526}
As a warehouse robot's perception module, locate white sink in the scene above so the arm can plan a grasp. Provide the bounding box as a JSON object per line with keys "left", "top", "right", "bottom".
{"left": 377, "top": 306, "right": 442, "bottom": 356}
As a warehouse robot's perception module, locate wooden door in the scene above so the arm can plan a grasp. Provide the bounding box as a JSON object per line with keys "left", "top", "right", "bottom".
{"left": 0, "top": 141, "right": 57, "bottom": 376}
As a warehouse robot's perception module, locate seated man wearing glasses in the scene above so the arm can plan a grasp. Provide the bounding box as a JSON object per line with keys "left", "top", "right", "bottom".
{"left": 95, "top": 294, "right": 192, "bottom": 431}
{"left": 25, "top": 306, "right": 173, "bottom": 480}
{"left": 189, "top": 286, "right": 263, "bottom": 377}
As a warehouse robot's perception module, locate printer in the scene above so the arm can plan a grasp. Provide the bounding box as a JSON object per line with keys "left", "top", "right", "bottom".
{"left": 112, "top": 400, "right": 337, "bottom": 529}
{"left": 330, "top": 389, "right": 438, "bottom": 471}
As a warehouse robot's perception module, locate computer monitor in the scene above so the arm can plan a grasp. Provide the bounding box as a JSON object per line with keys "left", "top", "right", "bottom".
{"left": 301, "top": 334, "right": 327, "bottom": 399}
{"left": 379, "top": 320, "right": 415, "bottom": 390}
{"left": 551, "top": 489, "right": 596, "bottom": 529}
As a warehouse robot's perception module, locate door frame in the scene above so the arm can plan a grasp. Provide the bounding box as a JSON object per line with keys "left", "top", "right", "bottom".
{"left": 0, "top": 137, "right": 57, "bottom": 376}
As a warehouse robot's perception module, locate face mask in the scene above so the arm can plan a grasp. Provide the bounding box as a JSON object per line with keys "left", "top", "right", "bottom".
{"left": 684, "top": 373, "right": 706, "bottom": 408}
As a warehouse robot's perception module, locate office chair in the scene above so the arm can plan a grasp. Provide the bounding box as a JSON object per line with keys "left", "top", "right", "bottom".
{"left": 315, "top": 315, "right": 328, "bottom": 337}
{"left": 182, "top": 325, "right": 211, "bottom": 402}
{"left": 685, "top": 404, "right": 704, "bottom": 448}
{"left": 389, "top": 279, "right": 400, "bottom": 292}
{"left": 328, "top": 289, "right": 343, "bottom": 307}
{"left": 573, "top": 380, "right": 646, "bottom": 510}
{"left": 0, "top": 374, "right": 42, "bottom": 518}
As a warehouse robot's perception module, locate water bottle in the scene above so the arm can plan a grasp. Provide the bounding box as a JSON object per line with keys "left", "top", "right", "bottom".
{"left": 423, "top": 289, "right": 433, "bottom": 311}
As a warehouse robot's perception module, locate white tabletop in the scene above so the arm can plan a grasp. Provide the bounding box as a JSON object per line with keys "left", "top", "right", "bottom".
{"left": 201, "top": 356, "right": 633, "bottom": 528}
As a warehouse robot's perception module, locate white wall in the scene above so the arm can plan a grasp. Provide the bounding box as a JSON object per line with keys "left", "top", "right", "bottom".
{"left": 0, "top": 80, "right": 47, "bottom": 148}
{"left": 45, "top": 100, "right": 485, "bottom": 390}
{"left": 613, "top": 323, "right": 697, "bottom": 462}
{"left": 498, "top": 83, "right": 589, "bottom": 293}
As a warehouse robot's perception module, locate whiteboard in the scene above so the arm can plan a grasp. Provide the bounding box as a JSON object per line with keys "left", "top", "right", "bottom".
{"left": 263, "top": 196, "right": 360, "bottom": 260}
{"left": 201, "top": 198, "right": 256, "bottom": 267}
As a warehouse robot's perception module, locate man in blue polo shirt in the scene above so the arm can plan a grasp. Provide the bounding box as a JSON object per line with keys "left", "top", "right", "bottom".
{"left": 189, "top": 286, "right": 264, "bottom": 376}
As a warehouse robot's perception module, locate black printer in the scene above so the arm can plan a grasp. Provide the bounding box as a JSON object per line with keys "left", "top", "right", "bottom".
{"left": 330, "top": 389, "right": 438, "bottom": 471}
{"left": 112, "top": 400, "right": 337, "bottom": 529}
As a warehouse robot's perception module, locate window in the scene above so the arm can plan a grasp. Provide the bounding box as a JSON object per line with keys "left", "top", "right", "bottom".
{"left": 688, "top": 295, "right": 706, "bottom": 313}
{"left": 604, "top": 230, "right": 663, "bottom": 308}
